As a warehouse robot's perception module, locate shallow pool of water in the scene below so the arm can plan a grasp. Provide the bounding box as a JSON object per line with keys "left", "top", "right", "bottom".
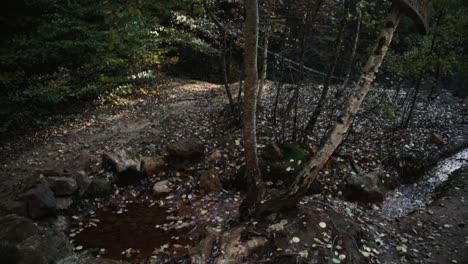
{"left": 381, "top": 148, "right": 468, "bottom": 218}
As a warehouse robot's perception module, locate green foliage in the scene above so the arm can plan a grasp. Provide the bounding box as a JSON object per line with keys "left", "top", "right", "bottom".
{"left": 384, "top": 0, "right": 468, "bottom": 90}
{"left": 0, "top": 0, "right": 220, "bottom": 112}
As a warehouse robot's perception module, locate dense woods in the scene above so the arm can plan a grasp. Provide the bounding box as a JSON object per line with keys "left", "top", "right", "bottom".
{"left": 1, "top": 0, "right": 468, "bottom": 264}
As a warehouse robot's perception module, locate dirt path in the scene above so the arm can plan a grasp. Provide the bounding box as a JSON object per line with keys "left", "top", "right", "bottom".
{"left": 0, "top": 77, "right": 229, "bottom": 213}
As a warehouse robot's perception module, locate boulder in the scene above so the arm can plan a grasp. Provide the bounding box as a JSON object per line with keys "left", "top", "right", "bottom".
{"left": 102, "top": 149, "right": 143, "bottom": 186}
{"left": 84, "top": 176, "right": 114, "bottom": 198}
{"left": 56, "top": 197, "right": 73, "bottom": 210}
{"left": 64, "top": 151, "right": 93, "bottom": 173}
{"left": 45, "top": 177, "right": 78, "bottom": 196}
{"left": 153, "top": 180, "right": 173, "bottom": 194}
{"left": 72, "top": 171, "right": 92, "bottom": 197}
{"left": 167, "top": 137, "right": 204, "bottom": 160}
{"left": 199, "top": 170, "right": 223, "bottom": 193}
{"left": 141, "top": 156, "right": 165, "bottom": 177}
{"left": 16, "top": 227, "right": 72, "bottom": 264}
{"left": 0, "top": 214, "right": 72, "bottom": 264}
{"left": 344, "top": 169, "right": 386, "bottom": 202}
{"left": 0, "top": 214, "right": 39, "bottom": 243}
{"left": 262, "top": 142, "right": 283, "bottom": 161}
{"left": 19, "top": 183, "right": 56, "bottom": 219}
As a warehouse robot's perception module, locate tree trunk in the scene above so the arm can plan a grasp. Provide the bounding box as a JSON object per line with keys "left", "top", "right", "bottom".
{"left": 239, "top": 0, "right": 265, "bottom": 219}
{"left": 273, "top": 59, "right": 285, "bottom": 128}
{"left": 304, "top": 0, "right": 349, "bottom": 136}
{"left": 254, "top": 5, "right": 402, "bottom": 216}
{"left": 257, "top": 23, "right": 271, "bottom": 107}
{"left": 222, "top": 33, "right": 236, "bottom": 115}
{"left": 341, "top": 13, "right": 362, "bottom": 90}
{"left": 291, "top": 0, "right": 323, "bottom": 142}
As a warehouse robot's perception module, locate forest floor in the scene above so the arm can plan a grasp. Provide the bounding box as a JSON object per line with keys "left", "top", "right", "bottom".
{"left": 0, "top": 76, "right": 467, "bottom": 264}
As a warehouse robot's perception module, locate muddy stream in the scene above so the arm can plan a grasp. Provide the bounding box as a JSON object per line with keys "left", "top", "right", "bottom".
{"left": 381, "top": 148, "right": 468, "bottom": 218}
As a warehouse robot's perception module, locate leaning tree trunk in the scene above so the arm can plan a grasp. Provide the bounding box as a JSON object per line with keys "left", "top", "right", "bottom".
{"left": 239, "top": 0, "right": 265, "bottom": 219}
{"left": 254, "top": 5, "right": 402, "bottom": 216}
{"left": 304, "top": 0, "right": 349, "bottom": 136}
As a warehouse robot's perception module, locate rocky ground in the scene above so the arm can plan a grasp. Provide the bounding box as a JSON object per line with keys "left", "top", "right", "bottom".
{"left": 0, "top": 76, "right": 467, "bottom": 264}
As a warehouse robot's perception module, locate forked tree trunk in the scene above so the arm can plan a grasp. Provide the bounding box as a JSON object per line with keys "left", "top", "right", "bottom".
{"left": 254, "top": 5, "right": 402, "bottom": 216}
{"left": 240, "top": 0, "right": 265, "bottom": 219}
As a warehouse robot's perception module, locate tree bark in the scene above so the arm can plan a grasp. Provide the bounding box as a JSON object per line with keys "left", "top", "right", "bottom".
{"left": 222, "top": 33, "right": 236, "bottom": 115}
{"left": 291, "top": 0, "right": 324, "bottom": 142}
{"left": 254, "top": 4, "right": 402, "bottom": 216}
{"left": 341, "top": 12, "right": 362, "bottom": 90}
{"left": 273, "top": 59, "right": 285, "bottom": 128}
{"left": 257, "top": 19, "right": 271, "bottom": 107}
{"left": 239, "top": 0, "right": 265, "bottom": 219}
{"left": 303, "top": 0, "right": 349, "bottom": 136}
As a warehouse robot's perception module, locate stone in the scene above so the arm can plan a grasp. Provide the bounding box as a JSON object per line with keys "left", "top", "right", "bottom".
{"left": 46, "top": 177, "right": 78, "bottom": 196}
{"left": 199, "top": 170, "right": 223, "bottom": 193}
{"left": 167, "top": 137, "right": 205, "bottom": 160}
{"left": 262, "top": 142, "right": 283, "bottom": 161}
{"left": 0, "top": 214, "right": 39, "bottom": 243}
{"left": 65, "top": 151, "right": 93, "bottom": 173}
{"left": 102, "top": 149, "right": 143, "bottom": 186}
{"left": 84, "top": 176, "right": 114, "bottom": 198}
{"left": 431, "top": 132, "right": 444, "bottom": 145}
{"left": 19, "top": 183, "right": 56, "bottom": 219}
{"left": 0, "top": 215, "right": 73, "bottom": 264}
{"left": 16, "top": 227, "right": 73, "bottom": 264}
{"left": 56, "top": 197, "right": 73, "bottom": 210}
{"left": 153, "top": 180, "right": 173, "bottom": 194}
{"left": 344, "top": 169, "right": 386, "bottom": 202}
{"left": 42, "top": 161, "right": 65, "bottom": 177}
{"left": 141, "top": 156, "right": 165, "bottom": 177}
{"left": 0, "top": 240, "right": 20, "bottom": 264}
{"left": 72, "top": 171, "right": 92, "bottom": 197}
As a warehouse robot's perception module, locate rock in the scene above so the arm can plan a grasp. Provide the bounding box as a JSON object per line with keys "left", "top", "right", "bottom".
{"left": 199, "top": 170, "right": 223, "bottom": 193}
{"left": 16, "top": 227, "right": 72, "bottom": 264}
{"left": 19, "top": 183, "right": 56, "bottom": 219}
{"left": 167, "top": 137, "right": 204, "bottom": 160}
{"left": 56, "top": 197, "right": 73, "bottom": 210}
{"left": 45, "top": 177, "right": 78, "bottom": 196}
{"left": 344, "top": 170, "right": 386, "bottom": 202}
{"left": 0, "top": 214, "right": 39, "bottom": 243}
{"left": 431, "top": 132, "right": 445, "bottom": 145}
{"left": 102, "top": 149, "right": 143, "bottom": 186}
{"left": 141, "top": 156, "right": 165, "bottom": 177}
{"left": 42, "top": 161, "right": 65, "bottom": 177}
{"left": 153, "top": 180, "right": 173, "bottom": 194}
{"left": 0, "top": 240, "right": 20, "bottom": 264}
{"left": 262, "top": 142, "right": 283, "bottom": 161}
{"left": 72, "top": 171, "right": 92, "bottom": 197}
{"left": 0, "top": 214, "right": 72, "bottom": 264}
{"left": 58, "top": 252, "right": 128, "bottom": 264}
{"left": 65, "top": 151, "right": 93, "bottom": 173}
{"left": 84, "top": 176, "right": 114, "bottom": 198}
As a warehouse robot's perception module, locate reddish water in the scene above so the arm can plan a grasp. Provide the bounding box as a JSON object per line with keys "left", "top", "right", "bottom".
{"left": 73, "top": 202, "right": 193, "bottom": 263}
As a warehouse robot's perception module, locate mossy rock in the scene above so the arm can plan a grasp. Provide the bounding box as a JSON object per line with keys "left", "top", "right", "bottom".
{"left": 236, "top": 142, "right": 308, "bottom": 186}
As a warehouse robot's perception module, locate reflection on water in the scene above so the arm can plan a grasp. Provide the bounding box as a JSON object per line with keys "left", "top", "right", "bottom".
{"left": 382, "top": 148, "right": 468, "bottom": 218}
